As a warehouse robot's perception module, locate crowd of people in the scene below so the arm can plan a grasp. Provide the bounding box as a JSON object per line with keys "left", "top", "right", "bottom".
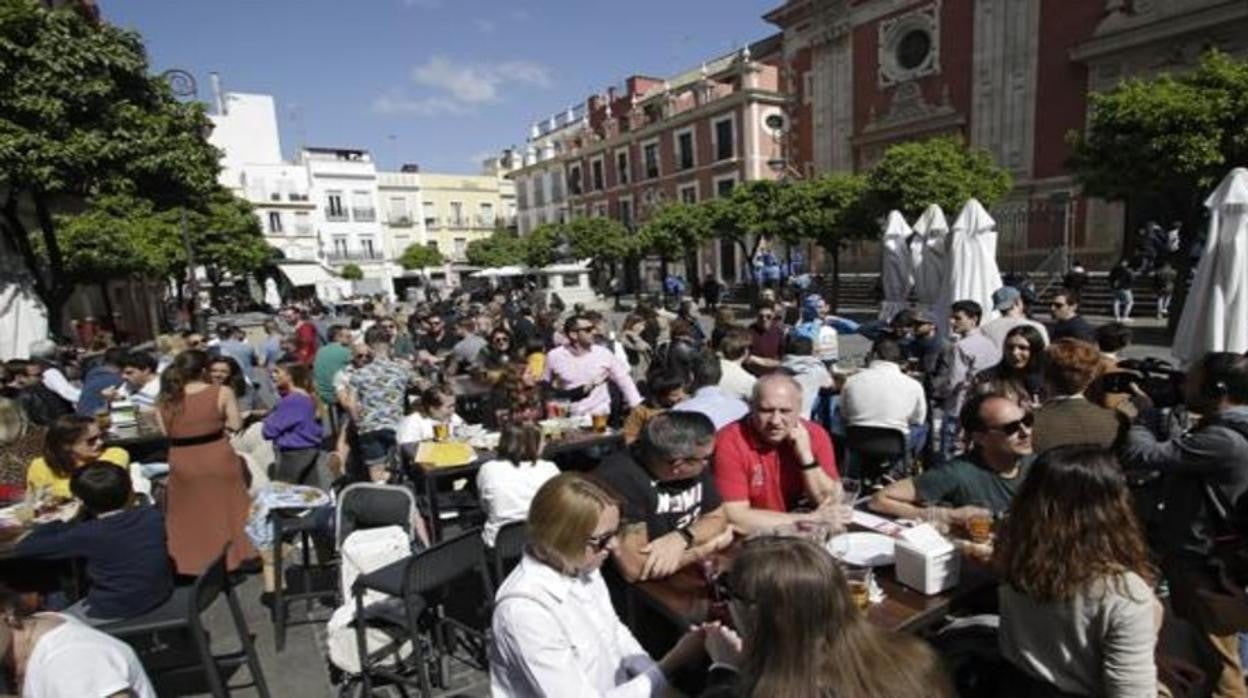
{"left": 1, "top": 271, "right": 1247, "bottom": 697}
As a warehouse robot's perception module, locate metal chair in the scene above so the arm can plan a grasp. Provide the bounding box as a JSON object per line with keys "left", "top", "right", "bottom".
{"left": 101, "top": 548, "right": 270, "bottom": 698}
{"left": 350, "top": 528, "right": 495, "bottom": 697}
{"left": 488, "top": 520, "right": 528, "bottom": 586}
{"left": 271, "top": 507, "right": 337, "bottom": 652}
{"left": 844, "top": 425, "right": 908, "bottom": 487}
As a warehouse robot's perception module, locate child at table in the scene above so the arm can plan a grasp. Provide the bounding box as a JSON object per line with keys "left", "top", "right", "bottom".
{"left": 17, "top": 462, "right": 172, "bottom": 625}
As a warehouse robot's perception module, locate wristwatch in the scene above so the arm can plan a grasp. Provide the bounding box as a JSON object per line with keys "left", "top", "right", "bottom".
{"left": 800, "top": 459, "right": 821, "bottom": 471}
{"left": 676, "top": 526, "right": 695, "bottom": 548}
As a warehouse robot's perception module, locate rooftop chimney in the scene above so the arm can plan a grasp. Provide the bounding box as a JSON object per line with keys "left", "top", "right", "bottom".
{"left": 209, "top": 72, "right": 226, "bottom": 116}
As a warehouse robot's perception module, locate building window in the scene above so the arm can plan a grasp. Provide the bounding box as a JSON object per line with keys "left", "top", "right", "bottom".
{"left": 802, "top": 72, "right": 814, "bottom": 106}
{"left": 294, "top": 212, "right": 311, "bottom": 235}
{"left": 352, "top": 191, "right": 375, "bottom": 222}
{"left": 516, "top": 180, "right": 530, "bottom": 209}
{"left": 616, "top": 150, "right": 629, "bottom": 185}
{"left": 424, "top": 202, "right": 438, "bottom": 228}
{"left": 715, "top": 176, "right": 736, "bottom": 198}
{"left": 388, "top": 197, "right": 409, "bottom": 225}
{"left": 267, "top": 211, "right": 283, "bottom": 233}
{"left": 361, "top": 237, "right": 376, "bottom": 258}
{"left": 426, "top": 240, "right": 439, "bottom": 252}
{"left": 568, "top": 165, "right": 583, "bottom": 195}
{"left": 332, "top": 236, "right": 349, "bottom": 256}
{"left": 714, "top": 118, "right": 735, "bottom": 161}
{"left": 453, "top": 237, "right": 467, "bottom": 259}
{"left": 594, "top": 203, "right": 607, "bottom": 218}
{"left": 450, "top": 201, "right": 464, "bottom": 227}
{"left": 676, "top": 129, "right": 695, "bottom": 170}
{"left": 591, "top": 157, "right": 604, "bottom": 191}
{"left": 679, "top": 183, "right": 698, "bottom": 204}
{"left": 326, "top": 191, "right": 346, "bottom": 220}
{"left": 562, "top": 274, "right": 581, "bottom": 288}
{"left": 550, "top": 171, "right": 564, "bottom": 202}
{"left": 618, "top": 198, "right": 633, "bottom": 228}
{"left": 643, "top": 141, "right": 660, "bottom": 179}
{"left": 878, "top": 4, "right": 940, "bottom": 87}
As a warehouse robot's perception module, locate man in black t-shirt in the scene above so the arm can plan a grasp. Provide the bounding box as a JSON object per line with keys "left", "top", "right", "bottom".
{"left": 593, "top": 411, "right": 732, "bottom": 581}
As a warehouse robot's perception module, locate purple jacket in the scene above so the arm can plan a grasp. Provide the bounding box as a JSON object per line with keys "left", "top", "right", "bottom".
{"left": 262, "top": 392, "right": 322, "bottom": 450}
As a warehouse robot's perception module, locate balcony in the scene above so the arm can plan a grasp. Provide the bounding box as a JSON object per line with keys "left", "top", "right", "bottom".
{"left": 475, "top": 214, "right": 496, "bottom": 229}
{"left": 446, "top": 217, "right": 469, "bottom": 229}
{"left": 388, "top": 215, "right": 414, "bottom": 228}
{"left": 352, "top": 207, "right": 376, "bottom": 222}
{"left": 326, "top": 249, "right": 386, "bottom": 262}
{"left": 288, "top": 193, "right": 309, "bottom": 202}
{"left": 424, "top": 218, "right": 440, "bottom": 230}
{"left": 324, "top": 207, "right": 348, "bottom": 222}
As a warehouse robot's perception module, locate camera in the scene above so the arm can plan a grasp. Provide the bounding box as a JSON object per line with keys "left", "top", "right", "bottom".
{"left": 1104, "top": 358, "right": 1187, "bottom": 408}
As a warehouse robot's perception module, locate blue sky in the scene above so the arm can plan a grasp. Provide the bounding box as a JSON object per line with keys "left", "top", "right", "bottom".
{"left": 106, "top": 1, "right": 779, "bottom": 174}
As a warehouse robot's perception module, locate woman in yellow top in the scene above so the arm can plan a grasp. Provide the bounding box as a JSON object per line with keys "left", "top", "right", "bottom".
{"left": 26, "top": 415, "right": 130, "bottom": 499}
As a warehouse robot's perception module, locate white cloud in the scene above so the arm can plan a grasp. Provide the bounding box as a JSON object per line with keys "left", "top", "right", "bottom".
{"left": 374, "top": 55, "right": 553, "bottom": 118}
{"left": 370, "top": 92, "right": 467, "bottom": 116}
{"left": 473, "top": 18, "right": 497, "bottom": 34}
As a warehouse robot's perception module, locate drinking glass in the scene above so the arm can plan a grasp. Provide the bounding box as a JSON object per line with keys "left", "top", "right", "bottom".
{"left": 432, "top": 421, "right": 450, "bottom": 442}
{"left": 840, "top": 478, "right": 862, "bottom": 507}
{"left": 591, "top": 412, "right": 609, "bottom": 433}
{"left": 845, "top": 567, "right": 874, "bottom": 612}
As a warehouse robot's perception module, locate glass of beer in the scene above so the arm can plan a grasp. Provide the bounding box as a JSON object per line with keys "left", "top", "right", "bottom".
{"left": 846, "top": 568, "right": 873, "bottom": 612}
{"left": 591, "top": 412, "right": 609, "bottom": 433}
{"left": 433, "top": 421, "right": 450, "bottom": 442}
{"left": 967, "top": 511, "right": 994, "bottom": 544}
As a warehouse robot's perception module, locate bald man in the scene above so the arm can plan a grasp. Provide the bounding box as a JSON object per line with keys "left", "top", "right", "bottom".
{"left": 712, "top": 374, "right": 845, "bottom": 532}
{"left": 870, "top": 392, "right": 1034, "bottom": 524}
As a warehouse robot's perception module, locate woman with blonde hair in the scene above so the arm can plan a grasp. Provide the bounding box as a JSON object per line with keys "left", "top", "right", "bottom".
{"left": 704, "top": 536, "right": 953, "bottom": 698}
{"left": 490, "top": 472, "right": 708, "bottom": 695}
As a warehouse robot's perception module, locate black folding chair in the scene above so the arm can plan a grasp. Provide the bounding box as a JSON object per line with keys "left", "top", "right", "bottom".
{"left": 350, "top": 529, "right": 495, "bottom": 697}
{"left": 270, "top": 508, "right": 337, "bottom": 652}
{"left": 845, "top": 425, "right": 908, "bottom": 488}
{"left": 488, "top": 520, "right": 528, "bottom": 586}
{"left": 101, "top": 549, "right": 270, "bottom": 698}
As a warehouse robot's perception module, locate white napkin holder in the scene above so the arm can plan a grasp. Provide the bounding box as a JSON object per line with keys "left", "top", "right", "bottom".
{"left": 893, "top": 523, "right": 960, "bottom": 595}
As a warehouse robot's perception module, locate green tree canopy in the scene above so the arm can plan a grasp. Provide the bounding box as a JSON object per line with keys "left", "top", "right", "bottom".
{"left": 339, "top": 263, "right": 364, "bottom": 281}
{"left": 864, "top": 136, "right": 1012, "bottom": 219}
{"left": 564, "top": 216, "right": 634, "bottom": 263}
{"left": 186, "top": 187, "right": 270, "bottom": 277}
{"left": 523, "top": 223, "right": 562, "bottom": 268}
{"left": 56, "top": 194, "right": 182, "bottom": 278}
{"left": 636, "top": 203, "right": 709, "bottom": 261}
{"left": 465, "top": 230, "right": 528, "bottom": 268}
{"left": 398, "top": 243, "right": 445, "bottom": 270}
{"left": 1069, "top": 50, "right": 1248, "bottom": 221}
{"left": 0, "top": 0, "right": 221, "bottom": 326}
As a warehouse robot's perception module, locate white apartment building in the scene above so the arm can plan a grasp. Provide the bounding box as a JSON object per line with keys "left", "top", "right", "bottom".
{"left": 513, "top": 105, "right": 588, "bottom": 236}
{"left": 299, "top": 146, "right": 396, "bottom": 297}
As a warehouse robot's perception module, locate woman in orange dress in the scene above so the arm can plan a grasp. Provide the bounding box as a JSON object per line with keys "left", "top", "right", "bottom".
{"left": 157, "top": 350, "right": 257, "bottom": 575}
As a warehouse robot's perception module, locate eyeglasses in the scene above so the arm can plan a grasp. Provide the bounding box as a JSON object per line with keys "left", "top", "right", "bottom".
{"left": 986, "top": 413, "right": 1035, "bottom": 437}
{"left": 585, "top": 528, "right": 619, "bottom": 552}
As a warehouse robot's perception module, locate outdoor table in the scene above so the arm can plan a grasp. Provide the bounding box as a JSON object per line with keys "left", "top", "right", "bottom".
{"left": 410, "top": 428, "right": 624, "bottom": 542}
{"left": 105, "top": 417, "right": 169, "bottom": 463}
{"left": 0, "top": 500, "right": 86, "bottom": 598}
{"left": 631, "top": 521, "right": 996, "bottom": 635}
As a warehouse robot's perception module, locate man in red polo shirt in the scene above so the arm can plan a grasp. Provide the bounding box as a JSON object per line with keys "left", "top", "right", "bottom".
{"left": 713, "top": 373, "right": 844, "bottom": 532}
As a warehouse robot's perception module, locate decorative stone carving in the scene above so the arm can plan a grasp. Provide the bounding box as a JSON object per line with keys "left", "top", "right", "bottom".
{"left": 878, "top": 1, "right": 941, "bottom": 87}
{"left": 863, "top": 80, "right": 957, "bottom": 134}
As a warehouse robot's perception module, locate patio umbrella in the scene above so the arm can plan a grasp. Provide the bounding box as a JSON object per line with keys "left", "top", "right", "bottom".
{"left": 880, "top": 210, "right": 914, "bottom": 320}
{"left": 911, "top": 204, "right": 950, "bottom": 309}
{"left": 943, "top": 198, "right": 1003, "bottom": 327}
{"left": 264, "top": 277, "right": 281, "bottom": 309}
{"left": 1173, "top": 167, "right": 1248, "bottom": 367}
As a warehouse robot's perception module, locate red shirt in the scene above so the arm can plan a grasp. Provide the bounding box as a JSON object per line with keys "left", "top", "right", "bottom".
{"left": 295, "top": 321, "right": 318, "bottom": 365}
{"left": 713, "top": 418, "right": 839, "bottom": 513}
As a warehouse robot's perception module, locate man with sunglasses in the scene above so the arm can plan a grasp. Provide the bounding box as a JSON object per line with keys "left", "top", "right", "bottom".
{"left": 1047, "top": 288, "right": 1096, "bottom": 343}
{"left": 594, "top": 412, "right": 731, "bottom": 581}
{"left": 542, "top": 314, "right": 641, "bottom": 418}
{"left": 870, "top": 393, "right": 1034, "bottom": 523}
{"left": 745, "top": 302, "right": 786, "bottom": 376}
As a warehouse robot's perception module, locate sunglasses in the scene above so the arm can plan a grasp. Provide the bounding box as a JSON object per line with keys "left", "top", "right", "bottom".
{"left": 493, "top": 337, "right": 510, "bottom": 344}
{"left": 986, "top": 413, "right": 1035, "bottom": 436}
{"left": 586, "top": 528, "right": 619, "bottom": 552}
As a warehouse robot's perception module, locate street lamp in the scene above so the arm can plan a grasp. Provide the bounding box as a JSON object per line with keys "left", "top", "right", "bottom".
{"left": 160, "top": 69, "right": 203, "bottom": 332}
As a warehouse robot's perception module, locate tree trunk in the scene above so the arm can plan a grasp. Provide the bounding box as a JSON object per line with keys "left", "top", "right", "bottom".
{"left": 1, "top": 190, "right": 74, "bottom": 338}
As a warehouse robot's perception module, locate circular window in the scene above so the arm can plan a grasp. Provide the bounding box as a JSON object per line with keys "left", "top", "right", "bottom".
{"left": 896, "top": 29, "right": 932, "bottom": 71}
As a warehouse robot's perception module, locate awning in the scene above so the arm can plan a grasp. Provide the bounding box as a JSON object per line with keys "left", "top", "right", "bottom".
{"left": 277, "top": 263, "right": 337, "bottom": 287}
{"left": 471, "top": 265, "right": 526, "bottom": 278}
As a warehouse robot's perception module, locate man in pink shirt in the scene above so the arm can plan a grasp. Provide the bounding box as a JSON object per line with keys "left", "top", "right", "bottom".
{"left": 542, "top": 315, "right": 642, "bottom": 417}
{"left": 713, "top": 374, "right": 845, "bottom": 533}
